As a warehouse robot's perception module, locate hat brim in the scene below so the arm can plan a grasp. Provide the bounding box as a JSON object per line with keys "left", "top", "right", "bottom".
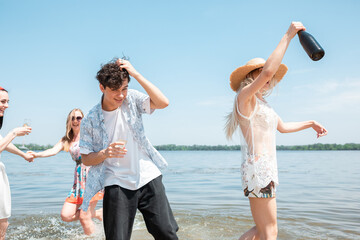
{"left": 230, "top": 63, "right": 288, "bottom": 92}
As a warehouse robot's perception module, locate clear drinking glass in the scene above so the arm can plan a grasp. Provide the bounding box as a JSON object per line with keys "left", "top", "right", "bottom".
{"left": 116, "top": 139, "right": 127, "bottom": 149}
{"left": 22, "top": 119, "right": 31, "bottom": 150}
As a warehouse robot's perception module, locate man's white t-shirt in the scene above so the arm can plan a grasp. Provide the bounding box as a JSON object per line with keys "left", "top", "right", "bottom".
{"left": 102, "top": 99, "right": 161, "bottom": 190}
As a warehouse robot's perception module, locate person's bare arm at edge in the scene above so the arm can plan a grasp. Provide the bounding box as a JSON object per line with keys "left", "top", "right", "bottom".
{"left": 116, "top": 59, "right": 169, "bottom": 109}
{"left": 81, "top": 142, "right": 127, "bottom": 166}
{"left": 6, "top": 143, "right": 34, "bottom": 162}
{"left": 0, "top": 126, "right": 31, "bottom": 153}
{"left": 277, "top": 117, "right": 328, "bottom": 138}
{"left": 27, "top": 140, "right": 64, "bottom": 158}
{"left": 239, "top": 22, "right": 306, "bottom": 103}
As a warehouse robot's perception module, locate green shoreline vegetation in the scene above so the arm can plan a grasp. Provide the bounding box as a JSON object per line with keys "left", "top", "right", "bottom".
{"left": 15, "top": 143, "right": 360, "bottom": 151}
{"left": 14, "top": 143, "right": 53, "bottom": 151}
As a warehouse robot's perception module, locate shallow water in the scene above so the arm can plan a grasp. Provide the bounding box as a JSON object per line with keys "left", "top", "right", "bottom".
{"left": 2, "top": 150, "right": 359, "bottom": 239}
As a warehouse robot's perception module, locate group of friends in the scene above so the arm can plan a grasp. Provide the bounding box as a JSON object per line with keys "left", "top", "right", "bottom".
{"left": 0, "top": 22, "right": 327, "bottom": 240}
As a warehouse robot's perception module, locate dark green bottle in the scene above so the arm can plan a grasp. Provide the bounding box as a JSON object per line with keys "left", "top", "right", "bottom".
{"left": 298, "top": 30, "right": 325, "bottom": 61}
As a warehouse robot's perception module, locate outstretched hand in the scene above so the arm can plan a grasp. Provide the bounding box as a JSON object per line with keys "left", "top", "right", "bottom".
{"left": 312, "top": 121, "right": 328, "bottom": 138}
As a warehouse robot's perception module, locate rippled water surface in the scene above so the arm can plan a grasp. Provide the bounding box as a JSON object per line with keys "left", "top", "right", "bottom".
{"left": 2, "top": 150, "right": 359, "bottom": 239}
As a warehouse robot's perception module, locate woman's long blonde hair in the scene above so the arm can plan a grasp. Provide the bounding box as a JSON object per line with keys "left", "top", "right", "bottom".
{"left": 61, "top": 108, "right": 84, "bottom": 152}
{"left": 224, "top": 69, "right": 277, "bottom": 140}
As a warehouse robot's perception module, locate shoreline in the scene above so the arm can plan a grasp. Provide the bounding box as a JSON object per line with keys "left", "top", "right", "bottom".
{"left": 15, "top": 143, "right": 360, "bottom": 151}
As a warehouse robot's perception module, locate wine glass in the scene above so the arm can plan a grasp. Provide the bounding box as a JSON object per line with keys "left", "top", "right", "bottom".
{"left": 22, "top": 119, "right": 31, "bottom": 150}
{"left": 23, "top": 118, "right": 31, "bottom": 128}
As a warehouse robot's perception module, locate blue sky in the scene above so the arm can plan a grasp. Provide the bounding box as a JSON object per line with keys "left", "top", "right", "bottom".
{"left": 1, "top": 0, "right": 359, "bottom": 146}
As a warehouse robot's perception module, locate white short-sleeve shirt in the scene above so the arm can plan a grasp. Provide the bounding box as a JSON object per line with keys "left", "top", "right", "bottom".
{"left": 102, "top": 99, "right": 161, "bottom": 190}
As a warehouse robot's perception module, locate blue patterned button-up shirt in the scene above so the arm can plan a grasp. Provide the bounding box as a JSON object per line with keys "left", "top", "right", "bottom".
{"left": 79, "top": 89, "right": 168, "bottom": 211}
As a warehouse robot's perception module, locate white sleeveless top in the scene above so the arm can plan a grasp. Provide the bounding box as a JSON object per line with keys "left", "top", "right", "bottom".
{"left": 237, "top": 97, "right": 279, "bottom": 193}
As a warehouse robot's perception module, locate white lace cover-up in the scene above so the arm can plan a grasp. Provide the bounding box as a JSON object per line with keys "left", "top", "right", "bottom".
{"left": 236, "top": 97, "right": 279, "bottom": 198}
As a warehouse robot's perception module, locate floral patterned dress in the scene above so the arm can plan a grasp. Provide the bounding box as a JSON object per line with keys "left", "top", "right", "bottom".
{"left": 65, "top": 141, "right": 104, "bottom": 205}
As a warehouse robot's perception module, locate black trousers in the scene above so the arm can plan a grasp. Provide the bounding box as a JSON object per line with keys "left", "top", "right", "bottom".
{"left": 103, "top": 175, "right": 179, "bottom": 240}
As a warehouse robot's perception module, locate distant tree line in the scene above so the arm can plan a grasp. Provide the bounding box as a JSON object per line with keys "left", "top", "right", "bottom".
{"left": 14, "top": 143, "right": 53, "bottom": 151}
{"left": 14, "top": 143, "right": 360, "bottom": 151}
{"left": 154, "top": 144, "right": 240, "bottom": 151}
{"left": 276, "top": 143, "right": 360, "bottom": 151}
{"left": 154, "top": 143, "right": 360, "bottom": 151}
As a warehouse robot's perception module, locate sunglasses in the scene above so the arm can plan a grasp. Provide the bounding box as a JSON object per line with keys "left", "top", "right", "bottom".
{"left": 72, "top": 116, "right": 83, "bottom": 121}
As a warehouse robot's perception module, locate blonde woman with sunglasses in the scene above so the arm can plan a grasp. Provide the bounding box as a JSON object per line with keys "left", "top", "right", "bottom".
{"left": 225, "top": 22, "right": 328, "bottom": 240}
{"left": 28, "top": 108, "right": 103, "bottom": 235}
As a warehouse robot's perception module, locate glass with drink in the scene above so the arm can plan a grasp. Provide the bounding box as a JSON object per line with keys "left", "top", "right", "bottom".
{"left": 116, "top": 139, "right": 127, "bottom": 149}
{"left": 23, "top": 118, "right": 31, "bottom": 128}
{"left": 22, "top": 119, "right": 31, "bottom": 150}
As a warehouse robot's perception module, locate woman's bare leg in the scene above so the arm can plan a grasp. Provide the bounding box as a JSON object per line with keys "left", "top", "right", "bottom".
{"left": 250, "top": 197, "right": 277, "bottom": 240}
{"left": 89, "top": 200, "right": 103, "bottom": 221}
{"left": 239, "top": 226, "right": 259, "bottom": 240}
{"left": 0, "top": 218, "right": 9, "bottom": 240}
{"left": 60, "top": 202, "right": 81, "bottom": 222}
{"left": 79, "top": 201, "right": 100, "bottom": 235}
{"left": 239, "top": 197, "right": 277, "bottom": 240}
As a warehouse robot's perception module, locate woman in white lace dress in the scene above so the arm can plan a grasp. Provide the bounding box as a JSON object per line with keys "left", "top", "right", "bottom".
{"left": 0, "top": 86, "right": 33, "bottom": 240}
{"left": 225, "top": 22, "right": 328, "bottom": 240}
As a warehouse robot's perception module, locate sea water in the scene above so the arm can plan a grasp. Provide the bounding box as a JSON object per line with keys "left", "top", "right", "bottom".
{"left": 1, "top": 150, "right": 359, "bottom": 239}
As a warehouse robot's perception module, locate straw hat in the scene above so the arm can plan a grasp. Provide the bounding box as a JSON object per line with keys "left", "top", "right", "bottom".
{"left": 230, "top": 58, "right": 288, "bottom": 91}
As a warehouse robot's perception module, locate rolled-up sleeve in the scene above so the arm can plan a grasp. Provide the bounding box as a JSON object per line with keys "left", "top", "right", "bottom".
{"left": 133, "top": 90, "right": 155, "bottom": 115}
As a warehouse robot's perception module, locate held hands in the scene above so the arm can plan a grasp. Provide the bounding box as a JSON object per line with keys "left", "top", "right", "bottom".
{"left": 286, "top": 21, "right": 306, "bottom": 39}
{"left": 116, "top": 59, "right": 139, "bottom": 78}
{"left": 312, "top": 121, "right": 328, "bottom": 138}
{"left": 105, "top": 142, "right": 127, "bottom": 158}
{"left": 23, "top": 152, "right": 34, "bottom": 162}
{"left": 26, "top": 151, "right": 38, "bottom": 158}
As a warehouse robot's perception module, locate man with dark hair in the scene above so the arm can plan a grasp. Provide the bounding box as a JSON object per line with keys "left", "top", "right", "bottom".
{"left": 79, "top": 59, "right": 178, "bottom": 239}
